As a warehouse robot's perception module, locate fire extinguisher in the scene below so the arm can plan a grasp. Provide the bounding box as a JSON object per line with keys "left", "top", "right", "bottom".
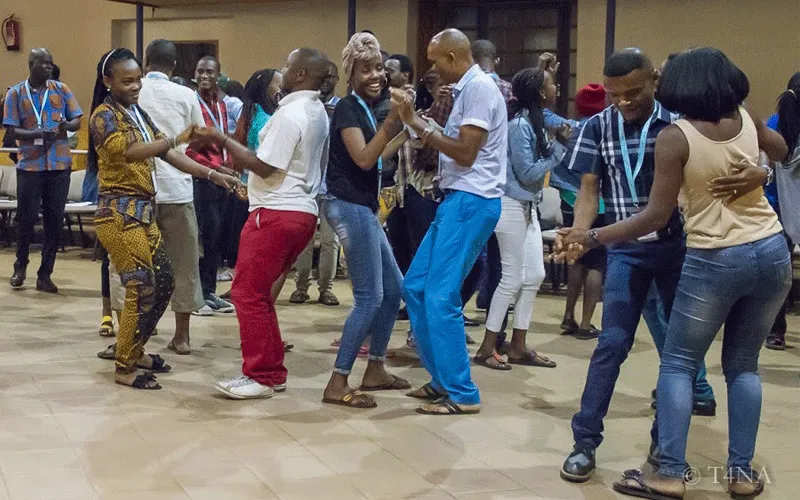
{"left": 2, "top": 14, "right": 21, "bottom": 51}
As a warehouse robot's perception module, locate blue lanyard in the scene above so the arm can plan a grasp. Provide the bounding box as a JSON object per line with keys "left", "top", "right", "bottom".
{"left": 617, "top": 110, "right": 654, "bottom": 205}
{"left": 124, "top": 105, "right": 152, "bottom": 143}
{"left": 145, "top": 72, "right": 170, "bottom": 81}
{"left": 352, "top": 92, "right": 383, "bottom": 195}
{"left": 196, "top": 92, "right": 226, "bottom": 133}
{"left": 24, "top": 80, "right": 50, "bottom": 128}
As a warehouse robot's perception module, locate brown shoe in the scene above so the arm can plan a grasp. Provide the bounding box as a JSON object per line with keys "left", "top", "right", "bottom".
{"left": 728, "top": 470, "right": 765, "bottom": 499}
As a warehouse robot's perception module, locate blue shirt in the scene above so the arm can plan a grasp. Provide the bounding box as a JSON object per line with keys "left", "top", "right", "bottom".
{"left": 765, "top": 113, "right": 780, "bottom": 211}
{"left": 566, "top": 101, "right": 677, "bottom": 223}
{"left": 3, "top": 80, "right": 83, "bottom": 171}
{"left": 544, "top": 108, "right": 579, "bottom": 130}
{"left": 439, "top": 64, "right": 508, "bottom": 198}
{"left": 505, "top": 109, "right": 566, "bottom": 202}
{"left": 223, "top": 95, "right": 244, "bottom": 133}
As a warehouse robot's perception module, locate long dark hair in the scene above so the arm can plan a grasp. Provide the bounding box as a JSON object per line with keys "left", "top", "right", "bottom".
{"left": 777, "top": 72, "right": 800, "bottom": 155}
{"left": 234, "top": 69, "right": 280, "bottom": 146}
{"left": 87, "top": 48, "right": 141, "bottom": 173}
{"left": 508, "top": 67, "right": 547, "bottom": 157}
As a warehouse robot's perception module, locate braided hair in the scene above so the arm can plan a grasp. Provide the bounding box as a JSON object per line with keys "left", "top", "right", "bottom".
{"left": 777, "top": 72, "right": 800, "bottom": 155}
{"left": 87, "top": 48, "right": 141, "bottom": 173}
{"left": 508, "top": 67, "right": 548, "bottom": 157}
{"left": 234, "top": 69, "right": 280, "bottom": 145}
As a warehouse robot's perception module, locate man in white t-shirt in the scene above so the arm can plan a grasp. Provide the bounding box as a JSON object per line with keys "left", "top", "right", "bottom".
{"left": 137, "top": 39, "right": 207, "bottom": 355}
{"left": 192, "top": 48, "right": 331, "bottom": 400}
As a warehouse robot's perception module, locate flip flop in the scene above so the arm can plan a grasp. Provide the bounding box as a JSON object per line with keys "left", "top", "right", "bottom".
{"left": 98, "top": 316, "right": 115, "bottom": 337}
{"left": 560, "top": 318, "right": 579, "bottom": 334}
{"left": 473, "top": 351, "right": 512, "bottom": 371}
{"left": 406, "top": 382, "right": 444, "bottom": 401}
{"left": 167, "top": 340, "right": 191, "bottom": 355}
{"left": 360, "top": 375, "right": 412, "bottom": 392}
{"left": 284, "top": 341, "right": 294, "bottom": 352}
{"left": 322, "top": 390, "right": 377, "bottom": 409}
{"left": 508, "top": 350, "right": 557, "bottom": 368}
{"left": 115, "top": 371, "right": 161, "bottom": 390}
{"left": 416, "top": 397, "right": 480, "bottom": 415}
{"left": 97, "top": 344, "right": 116, "bottom": 360}
{"left": 612, "top": 469, "right": 684, "bottom": 500}
{"left": 136, "top": 354, "right": 172, "bottom": 373}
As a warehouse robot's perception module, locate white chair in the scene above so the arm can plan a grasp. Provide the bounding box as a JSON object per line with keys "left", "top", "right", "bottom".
{"left": 0, "top": 166, "right": 18, "bottom": 246}
{"left": 63, "top": 169, "right": 97, "bottom": 248}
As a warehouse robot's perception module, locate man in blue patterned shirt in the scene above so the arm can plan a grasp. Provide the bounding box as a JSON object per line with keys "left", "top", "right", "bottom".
{"left": 3, "top": 48, "right": 83, "bottom": 293}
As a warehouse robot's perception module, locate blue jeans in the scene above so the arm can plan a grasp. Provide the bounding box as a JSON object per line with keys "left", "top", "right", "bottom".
{"left": 643, "top": 283, "right": 716, "bottom": 402}
{"left": 324, "top": 197, "right": 403, "bottom": 375}
{"left": 657, "top": 233, "right": 791, "bottom": 477}
{"left": 404, "top": 190, "right": 501, "bottom": 405}
{"left": 572, "top": 236, "right": 685, "bottom": 450}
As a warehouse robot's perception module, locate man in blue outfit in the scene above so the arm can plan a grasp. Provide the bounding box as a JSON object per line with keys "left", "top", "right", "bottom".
{"left": 392, "top": 29, "right": 507, "bottom": 415}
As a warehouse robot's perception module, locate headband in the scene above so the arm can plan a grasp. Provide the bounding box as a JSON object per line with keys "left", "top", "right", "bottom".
{"left": 101, "top": 50, "right": 117, "bottom": 76}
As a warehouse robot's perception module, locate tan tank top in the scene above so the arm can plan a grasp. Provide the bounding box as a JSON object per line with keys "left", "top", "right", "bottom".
{"left": 675, "top": 108, "right": 782, "bottom": 249}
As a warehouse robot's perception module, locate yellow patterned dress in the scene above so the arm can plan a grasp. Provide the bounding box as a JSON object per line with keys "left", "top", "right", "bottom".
{"left": 89, "top": 98, "right": 175, "bottom": 374}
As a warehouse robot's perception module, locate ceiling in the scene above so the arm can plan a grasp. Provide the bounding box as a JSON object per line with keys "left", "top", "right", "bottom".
{"left": 104, "top": 0, "right": 290, "bottom": 7}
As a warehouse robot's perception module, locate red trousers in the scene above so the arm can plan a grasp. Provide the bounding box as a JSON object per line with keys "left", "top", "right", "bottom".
{"left": 231, "top": 208, "right": 316, "bottom": 386}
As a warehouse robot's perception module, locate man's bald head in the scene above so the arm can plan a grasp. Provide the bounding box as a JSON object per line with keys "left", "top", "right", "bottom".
{"left": 28, "top": 48, "right": 54, "bottom": 83}
{"left": 282, "top": 48, "right": 330, "bottom": 94}
{"left": 427, "top": 29, "right": 474, "bottom": 85}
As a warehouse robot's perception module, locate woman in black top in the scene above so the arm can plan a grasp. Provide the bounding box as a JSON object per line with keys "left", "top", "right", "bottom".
{"left": 321, "top": 32, "right": 410, "bottom": 409}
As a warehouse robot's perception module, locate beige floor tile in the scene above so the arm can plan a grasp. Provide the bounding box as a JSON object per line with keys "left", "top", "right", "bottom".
{"left": 0, "top": 249, "right": 798, "bottom": 499}
{"left": 182, "top": 484, "right": 279, "bottom": 500}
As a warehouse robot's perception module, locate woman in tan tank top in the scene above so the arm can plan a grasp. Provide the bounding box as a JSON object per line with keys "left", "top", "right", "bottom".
{"left": 560, "top": 48, "right": 790, "bottom": 500}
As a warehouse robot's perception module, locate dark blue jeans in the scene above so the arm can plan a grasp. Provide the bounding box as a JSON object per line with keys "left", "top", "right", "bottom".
{"left": 572, "top": 236, "right": 685, "bottom": 450}
{"left": 656, "top": 233, "right": 791, "bottom": 477}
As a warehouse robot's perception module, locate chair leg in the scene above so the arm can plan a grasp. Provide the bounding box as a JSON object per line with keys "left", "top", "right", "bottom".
{"left": 77, "top": 215, "right": 86, "bottom": 248}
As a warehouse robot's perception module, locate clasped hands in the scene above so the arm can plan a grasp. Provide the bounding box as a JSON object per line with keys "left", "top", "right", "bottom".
{"left": 552, "top": 227, "right": 594, "bottom": 264}
{"left": 175, "top": 125, "right": 247, "bottom": 200}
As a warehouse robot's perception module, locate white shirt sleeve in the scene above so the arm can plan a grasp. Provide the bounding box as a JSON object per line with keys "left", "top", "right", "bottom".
{"left": 460, "top": 81, "right": 497, "bottom": 131}
{"left": 190, "top": 97, "right": 205, "bottom": 128}
{"left": 256, "top": 113, "right": 302, "bottom": 171}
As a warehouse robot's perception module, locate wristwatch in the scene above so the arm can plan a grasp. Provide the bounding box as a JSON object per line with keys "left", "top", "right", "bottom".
{"left": 587, "top": 229, "right": 602, "bottom": 248}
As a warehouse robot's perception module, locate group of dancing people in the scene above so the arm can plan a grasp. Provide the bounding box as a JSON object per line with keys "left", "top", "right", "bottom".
{"left": 5, "top": 25, "right": 798, "bottom": 500}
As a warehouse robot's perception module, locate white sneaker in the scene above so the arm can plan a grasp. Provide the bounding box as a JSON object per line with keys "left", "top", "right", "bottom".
{"left": 215, "top": 375, "right": 274, "bottom": 400}
{"left": 192, "top": 305, "right": 214, "bottom": 317}
{"left": 273, "top": 383, "right": 287, "bottom": 393}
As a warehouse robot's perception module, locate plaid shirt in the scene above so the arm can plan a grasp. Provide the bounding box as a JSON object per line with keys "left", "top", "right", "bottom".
{"left": 489, "top": 74, "right": 513, "bottom": 104}
{"left": 566, "top": 101, "right": 677, "bottom": 223}
{"left": 3, "top": 80, "right": 82, "bottom": 171}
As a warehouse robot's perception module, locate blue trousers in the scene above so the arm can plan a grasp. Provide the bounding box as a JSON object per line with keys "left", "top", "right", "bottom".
{"left": 657, "top": 234, "right": 790, "bottom": 477}
{"left": 643, "top": 283, "right": 715, "bottom": 402}
{"left": 404, "top": 191, "right": 500, "bottom": 405}
{"left": 572, "top": 236, "right": 684, "bottom": 450}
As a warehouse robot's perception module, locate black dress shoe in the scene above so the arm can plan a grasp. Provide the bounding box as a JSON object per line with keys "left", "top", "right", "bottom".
{"left": 651, "top": 397, "right": 717, "bottom": 417}
{"left": 10, "top": 268, "right": 25, "bottom": 288}
{"left": 396, "top": 307, "right": 409, "bottom": 321}
{"left": 560, "top": 446, "right": 595, "bottom": 483}
{"left": 463, "top": 315, "right": 480, "bottom": 327}
{"left": 36, "top": 276, "right": 59, "bottom": 294}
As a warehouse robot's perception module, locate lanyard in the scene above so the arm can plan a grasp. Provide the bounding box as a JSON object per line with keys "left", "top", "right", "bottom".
{"left": 617, "top": 110, "right": 654, "bottom": 205}
{"left": 352, "top": 92, "right": 383, "bottom": 194}
{"left": 24, "top": 80, "right": 50, "bottom": 128}
{"left": 196, "top": 92, "right": 226, "bottom": 133}
{"left": 196, "top": 92, "right": 228, "bottom": 163}
{"left": 124, "top": 105, "right": 152, "bottom": 143}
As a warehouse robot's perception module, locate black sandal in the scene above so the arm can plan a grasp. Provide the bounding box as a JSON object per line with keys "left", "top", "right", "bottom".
{"left": 473, "top": 351, "right": 512, "bottom": 371}
{"left": 765, "top": 335, "right": 786, "bottom": 351}
{"left": 406, "top": 382, "right": 444, "bottom": 401}
{"left": 97, "top": 344, "right": 116, "bottom": 360}
{"left": 508, "top": 350, "right": 557, "bottom": 368}
{"left": 612, "top": 469, "right": 684, "bottom": 500}
{"left": 116, "top": 372, "right": 161, "bottom": 390}
{"left": 416, "top": 396, "right": 480, "bottom": 415}
{"left": 137, "top": 354, "right": 172, "bottom": 373}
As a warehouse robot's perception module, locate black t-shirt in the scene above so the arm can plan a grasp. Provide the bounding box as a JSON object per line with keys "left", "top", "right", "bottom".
{"left": 326, "top": 94, "right": 380, "bottom": 211}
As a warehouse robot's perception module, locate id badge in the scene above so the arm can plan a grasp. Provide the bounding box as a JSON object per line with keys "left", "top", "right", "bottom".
{"left": 34, "top": 138, "right": 44, "bottom": 146}
{"left": 637, "top": 231, "right": 659, "bottom": 243}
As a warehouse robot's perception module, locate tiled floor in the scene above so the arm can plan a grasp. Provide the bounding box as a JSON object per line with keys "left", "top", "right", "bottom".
{"left": 0, "top": 247, "right": 798, "bottom": 500}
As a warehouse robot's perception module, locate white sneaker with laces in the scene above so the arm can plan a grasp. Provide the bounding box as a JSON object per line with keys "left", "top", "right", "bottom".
{"left": 192, "top": 305, "right": 214, "bottom": 317}
{"left": 215, "top": 375, "right": 274, "bottom": 400}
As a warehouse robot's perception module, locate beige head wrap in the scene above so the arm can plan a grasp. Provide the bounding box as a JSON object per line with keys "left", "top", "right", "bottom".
{"left": 342, "top": 32, "right": 381, "bottom": 82}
